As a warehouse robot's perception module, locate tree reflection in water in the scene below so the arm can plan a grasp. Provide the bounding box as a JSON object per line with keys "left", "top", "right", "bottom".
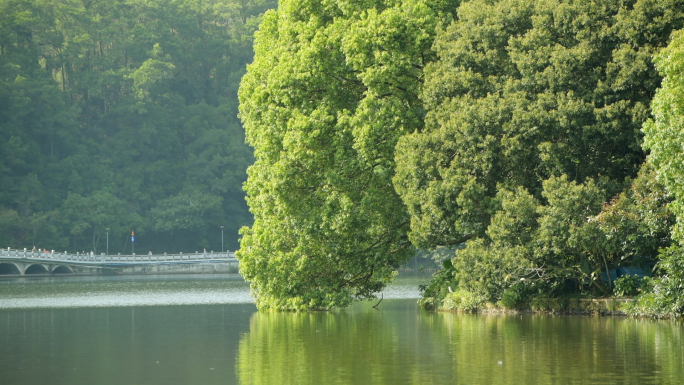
{"left": 238, "top": 301, "right": 684, "bottom": 385}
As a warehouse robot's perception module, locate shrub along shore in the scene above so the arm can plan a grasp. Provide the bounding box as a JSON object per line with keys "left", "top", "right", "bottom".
{"left": 426, "top": 296, "right": 633, "bottom": 317}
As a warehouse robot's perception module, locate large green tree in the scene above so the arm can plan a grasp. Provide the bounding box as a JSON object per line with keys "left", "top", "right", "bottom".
{"left": 644, "top": 29, "right": 684, "bottom": 242}
{"left": 396, "top": 0, "right": 683, "bottom": 249}
{"left": 398, "top": 0, "right": 684, "bottom": 307}
{"left": 238, "top": 0, "right": 458, "bottom": 310}
{"left": 634, "top": 29, "right": 684, "bottom": 318}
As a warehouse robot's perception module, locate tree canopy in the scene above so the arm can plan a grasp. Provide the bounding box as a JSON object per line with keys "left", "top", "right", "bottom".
{"left": 632, "top": 28, "right": 684, "bottom": 318}
{"left": 237, "top": 0, "right": 458, "bottom": 310}
{"left": 395, "top": 0, "right": 681, "bottom": 250}
{"left": 644, "top": 29, "right": 684, "bottom": 243}
{"left": 405, "top": 0, "right": 683, "bottom": 309}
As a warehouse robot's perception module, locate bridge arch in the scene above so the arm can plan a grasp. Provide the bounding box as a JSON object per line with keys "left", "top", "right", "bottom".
{"left": 0, "top": 263, "right": 21, "bottom": 275}
{"left": 52, "top": 265, "right": 73, "bottom": 274}
{"left": 24, "top": 264, "right": 49, "bottom": 275}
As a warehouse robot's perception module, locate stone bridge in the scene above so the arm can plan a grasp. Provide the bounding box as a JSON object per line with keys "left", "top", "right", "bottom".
{"left": 0, "top": 248, "right": 239, "bottom": 276}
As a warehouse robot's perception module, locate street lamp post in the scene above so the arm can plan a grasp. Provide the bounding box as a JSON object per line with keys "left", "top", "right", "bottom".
{"left": 220, "top": 226, "right": 225, "bottom": 253}
{"left": 106, "top": 228, "right": 110, "bottom": 256}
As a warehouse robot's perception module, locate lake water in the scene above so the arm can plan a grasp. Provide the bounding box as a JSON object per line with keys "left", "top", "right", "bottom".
{"left": 1, "top": 273, "right": 683, "bottom": 384}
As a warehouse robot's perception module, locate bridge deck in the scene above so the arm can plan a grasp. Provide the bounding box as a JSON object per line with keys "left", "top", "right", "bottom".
{"left": 0, "top": 249, "right": 237, "bottom": 265}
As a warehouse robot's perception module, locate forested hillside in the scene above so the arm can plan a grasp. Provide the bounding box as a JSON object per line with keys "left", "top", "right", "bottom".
{"left": 0, "top": 0, "right": 277, "bottom": 253}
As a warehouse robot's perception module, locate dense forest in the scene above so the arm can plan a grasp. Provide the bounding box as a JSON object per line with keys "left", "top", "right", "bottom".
{"left": 238, "top": 0, "right": 684, "bottom": 316}
{"left": 0, "top": 0, "right": 277, "bottom": 254}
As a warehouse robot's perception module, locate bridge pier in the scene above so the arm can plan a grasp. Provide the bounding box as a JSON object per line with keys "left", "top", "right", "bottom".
{"left": 0, "top": 262, "right": 86, "bottom": 276}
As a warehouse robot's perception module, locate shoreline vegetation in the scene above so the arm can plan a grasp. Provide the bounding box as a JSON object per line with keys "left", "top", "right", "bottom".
{"left": 422, "top": 293, "right": 684, "bottom": 320}
{"left": 238, "top": 0, "right": 684, "bottom": 318}
{"left": 426, "top": 297, "right": 634, "bottom": 317}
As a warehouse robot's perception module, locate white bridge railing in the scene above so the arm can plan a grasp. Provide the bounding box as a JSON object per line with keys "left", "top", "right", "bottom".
{"left": 0, "top": 248, "right": 237, "bottom": 264}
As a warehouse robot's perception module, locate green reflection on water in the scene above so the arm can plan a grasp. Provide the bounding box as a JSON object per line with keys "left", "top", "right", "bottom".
{"left": 237, "top": 300, "right": 684, "bottom": 385}
{"left": 0, "top": 274, "right": 683, "bottom": 385}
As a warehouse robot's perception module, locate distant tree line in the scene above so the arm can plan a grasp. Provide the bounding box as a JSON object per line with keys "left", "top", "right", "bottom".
{"left": 0, "top": 0, "right": 277, "bottom": 253}
{"left": 238, "top": 0, "right": 684, "bottom": 315}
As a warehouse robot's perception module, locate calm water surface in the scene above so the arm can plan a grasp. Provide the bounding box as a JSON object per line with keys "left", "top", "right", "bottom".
{"left": 0, "top": 273, "right": 683, "bottom": 384}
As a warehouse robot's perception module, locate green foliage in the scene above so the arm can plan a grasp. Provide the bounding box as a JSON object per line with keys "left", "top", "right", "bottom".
{"left": 415, "top": 245, "right": 461, "bottom": 264}
{"left": 591, "top": 162, "right": 674, "bottom": 265}
{"left": 151, "top": 192, "right": 222, "bottom": 233}
{"left": 238, "top": 0, "right": 458, "bottom": 310}
{"left": 408, "top": 0, "right": 684, "bottom": 309}
{"left": 533, "top": 176, "right": 609, "bottom": 289}
{"left": 613, "top": 275, "right": 642, "bottom": 297}
{"left": 626, "top": 246, "right": 684, "bottom": 318}
{"left": 0, "top": 0, "right": 275, "bottom": 252}
{"left": 441, "top": 288, "right": 487, "bottom": 312}
{"left": 397, "top": 0, "right": 684, "bottom": 251}
{"left": 422, "top": 161, "right": 675, "bottom": 308}
{"left": 500, "top": 283, "right": 532, "bottom": 310}
{"left": 631, "top": 28, "right": 684, "bottom": 318}
{"left": 61, "top": 190, "right": 144, "bottom": 253}
{"left": 644, "top": 29, "right": 684, "bottom": 243}
{"left": 418, "top": 257, "right": 458, "bottom": 310}
{"left": 448, "top": 177, "right": 609, "bottom": 305}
